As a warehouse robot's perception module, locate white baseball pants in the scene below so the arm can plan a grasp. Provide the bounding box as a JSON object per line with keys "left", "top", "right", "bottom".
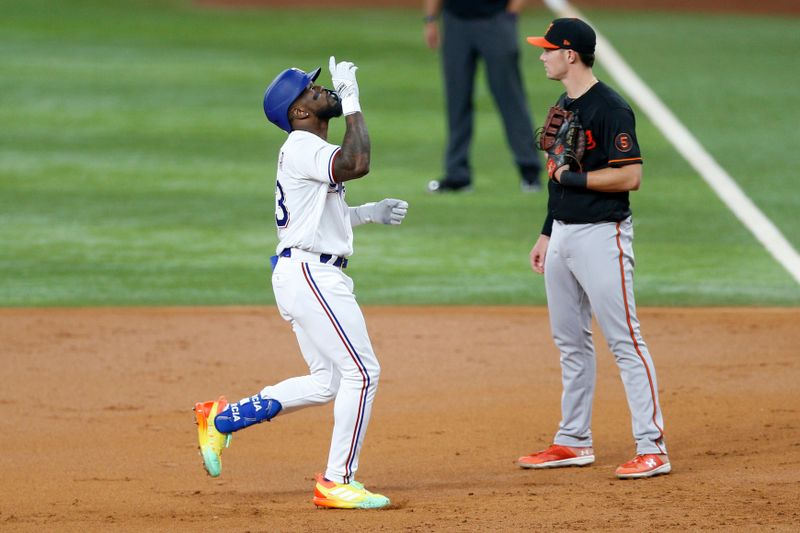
{"left": 264, "top": 252, "right": 380, "bottom": 484}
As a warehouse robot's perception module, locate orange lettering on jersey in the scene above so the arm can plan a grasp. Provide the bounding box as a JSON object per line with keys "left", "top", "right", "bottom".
{"left": 546, "top": 158, "right": 557, "bottom": 178}
{"left": 585, "top": 130, "right": 597, "bottom": 150}
{"left": 615, "top": 133, "right": 632, "bottom": 152}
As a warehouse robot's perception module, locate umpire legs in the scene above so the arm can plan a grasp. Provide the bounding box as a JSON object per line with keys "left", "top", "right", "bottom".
{"left": 478, "top": 11, "right": 541, "bottom": 180}
{"left": 441, "top": 11, "right": 478, "bottom": 185}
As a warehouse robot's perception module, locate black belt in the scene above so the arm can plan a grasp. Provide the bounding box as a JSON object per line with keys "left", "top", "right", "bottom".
{"left": 558, "top": 219, "right": 622, "bottom": 225}
{"left": 279, "top": 248, "right": 348, "bottom": 269}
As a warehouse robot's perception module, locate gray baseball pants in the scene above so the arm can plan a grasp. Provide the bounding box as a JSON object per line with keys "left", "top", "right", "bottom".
{"left": 544, "top": 218, "right": 667, "bottom": 455}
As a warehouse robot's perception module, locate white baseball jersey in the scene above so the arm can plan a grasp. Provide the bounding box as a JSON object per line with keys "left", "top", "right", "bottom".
{"left": 274, "top": 130, "right": 353, "bottom": 257}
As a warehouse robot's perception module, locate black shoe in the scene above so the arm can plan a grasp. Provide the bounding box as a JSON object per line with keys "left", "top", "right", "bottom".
{"left": 519, "top": 163, "right": 542, "bottom": 193}
{"left": 520, "top": 179, "right": 542, "bottom": 193}
{"left": 426, "top": 178, "right": 473, "bottom": 193}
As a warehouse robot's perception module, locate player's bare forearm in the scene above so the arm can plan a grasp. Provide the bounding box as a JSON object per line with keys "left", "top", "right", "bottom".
{"left": 334, "top": 113, "right": 370, "bottom": 182}
{"left": 586, "top": 164, "right": 641, "bottom": 192}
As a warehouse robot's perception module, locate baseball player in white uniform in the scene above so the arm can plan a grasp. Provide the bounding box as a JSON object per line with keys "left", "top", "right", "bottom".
{"left": 194, "top": 57, "right": 407, "bottom": 509}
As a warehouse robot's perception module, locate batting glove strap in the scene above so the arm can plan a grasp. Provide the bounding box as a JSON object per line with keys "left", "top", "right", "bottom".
{"left": 340, "top": 91, "right": 361, "bottom": 116}
{"left": 349, "top": 203, "right": 374, "bottom": 227}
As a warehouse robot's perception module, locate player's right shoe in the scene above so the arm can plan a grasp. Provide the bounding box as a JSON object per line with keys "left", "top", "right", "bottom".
{"left": 194, "top": 396, "right": 232, "bottom": 477}
{"left": 517, "top": 444, "right": 595, "bottom": 469}
{"left": 312, "top": 473, "right": 390, "bottom": 509}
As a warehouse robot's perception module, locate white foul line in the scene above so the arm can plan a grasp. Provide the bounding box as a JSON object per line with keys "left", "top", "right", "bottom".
{"left": 542, "top": 0, "right": 800, "bottom": 285}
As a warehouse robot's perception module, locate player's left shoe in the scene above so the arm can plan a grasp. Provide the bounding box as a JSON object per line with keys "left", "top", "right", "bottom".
{"left": 426, "top": 178, "right": 473, "bottom": 194}
{"left": 517, "top": 444, "right": 595, "bottom": 469}
{"left": 312, "top": 473, "right": 390, "bottom": 509}
{"left": 194, "top": 396, "right": 232, "bottom": 477}
{"left": 615, "top": 454, "right": 671, "bottom": 479}
{"left": 520, "top": 179, "right": 542, "bottom": 193}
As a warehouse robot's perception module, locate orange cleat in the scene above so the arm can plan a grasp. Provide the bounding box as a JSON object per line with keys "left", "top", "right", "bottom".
{"left": 615, "top": 454, "right": 671, "bottom": 479}
{"left": 518, "top": 444, "right": 595, "bottom": 469}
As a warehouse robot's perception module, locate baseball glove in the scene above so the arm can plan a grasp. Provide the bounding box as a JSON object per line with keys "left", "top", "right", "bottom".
{"left": 536, "top": 106, "right": 586, "bottom": 178}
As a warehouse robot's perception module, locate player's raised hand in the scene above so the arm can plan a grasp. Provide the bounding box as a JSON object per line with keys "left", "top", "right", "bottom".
{"left": 329, "top": 56, "right": 358, "bottom": 93}
{"left": 329, "top": 56, "right": 361, "bottom": 115}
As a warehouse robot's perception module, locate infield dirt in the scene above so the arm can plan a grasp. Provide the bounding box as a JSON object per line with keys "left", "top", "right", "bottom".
{"left": 2, "top": 306, "right": 798, "bottom": 531}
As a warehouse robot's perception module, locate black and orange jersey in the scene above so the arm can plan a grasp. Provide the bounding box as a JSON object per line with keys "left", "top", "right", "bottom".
{"left": 542, "top": 81, "right": 642, "bottom": 236}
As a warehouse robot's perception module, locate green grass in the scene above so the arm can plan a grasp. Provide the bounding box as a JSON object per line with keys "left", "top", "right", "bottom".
{"left": 0, "top": 0, "right": 798, "bottom": 306}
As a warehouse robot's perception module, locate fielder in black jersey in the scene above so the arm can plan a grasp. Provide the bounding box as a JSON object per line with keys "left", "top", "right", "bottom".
{"left": 542, "top": 82, "right": 642, "bottom": 233}
{"left": 518, "top": 18, "right": 671, "bottom": 479}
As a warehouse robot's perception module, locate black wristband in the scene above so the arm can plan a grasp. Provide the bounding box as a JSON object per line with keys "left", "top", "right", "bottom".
{"left": 424, "top": 14, "right": 438, "bottom": 23}
{"left": 559, "top": 171, "right": 588, "bottom": 188}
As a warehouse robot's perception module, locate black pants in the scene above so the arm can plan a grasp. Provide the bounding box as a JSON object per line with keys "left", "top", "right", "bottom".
{"left": 441, "top": 10, "right": 540, "bottom": 185}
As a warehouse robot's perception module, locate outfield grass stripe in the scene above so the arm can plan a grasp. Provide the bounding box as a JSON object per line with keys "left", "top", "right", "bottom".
{"left": 2, "top": 1, "right": 797, "bottom": 305}
{"left": 544, "top": 0, "right": 800, "bottom": 286}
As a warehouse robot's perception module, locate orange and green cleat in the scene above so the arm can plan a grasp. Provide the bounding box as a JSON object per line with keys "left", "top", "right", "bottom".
{"left": 312, "top": 473, "right": 390, "bottom": 509}
{"left": 194, "top": 396, "right": 232, "bottom": 477}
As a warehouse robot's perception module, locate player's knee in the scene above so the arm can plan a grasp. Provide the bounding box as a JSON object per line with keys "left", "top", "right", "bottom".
{"left": 359, "top": 359, "right": 381, "bottom": 379}
{"left": 317, "top": 384, "right": 339, "bottom": 403}
{"left": 311, "top": 375, "right": 340, "bottom": 403}
{"left": 339, "top": 366, "right": 380, "bottom": 391}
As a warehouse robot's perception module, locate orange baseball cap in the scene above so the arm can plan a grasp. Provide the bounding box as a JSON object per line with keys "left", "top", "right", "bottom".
{"left": 527, "top": 18, "right": 596, "bottom": 54}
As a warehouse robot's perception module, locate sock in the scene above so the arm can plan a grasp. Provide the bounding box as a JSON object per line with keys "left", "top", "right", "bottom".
{"left": 214, "top": 393, "right": 282, "bottom": 433}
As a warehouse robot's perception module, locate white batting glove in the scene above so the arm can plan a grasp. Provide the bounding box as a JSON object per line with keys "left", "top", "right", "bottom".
{"left": 329, "top": 55, "right": 361, "bottom": 116}
{"left": 376, "top": 198, "right": 408, "bottom": 225}
{"left": 349, "top": 199, "right": 409, "bottom": 227}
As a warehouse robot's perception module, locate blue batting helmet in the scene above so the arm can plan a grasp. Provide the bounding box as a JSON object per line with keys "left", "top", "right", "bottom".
{"left": 263, "top": 66, "right": 321, "bottom": 133}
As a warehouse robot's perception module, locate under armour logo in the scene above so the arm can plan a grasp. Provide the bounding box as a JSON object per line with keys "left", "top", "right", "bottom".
{"left": 645, "top": 458, "right": 657, "bottom": 468}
